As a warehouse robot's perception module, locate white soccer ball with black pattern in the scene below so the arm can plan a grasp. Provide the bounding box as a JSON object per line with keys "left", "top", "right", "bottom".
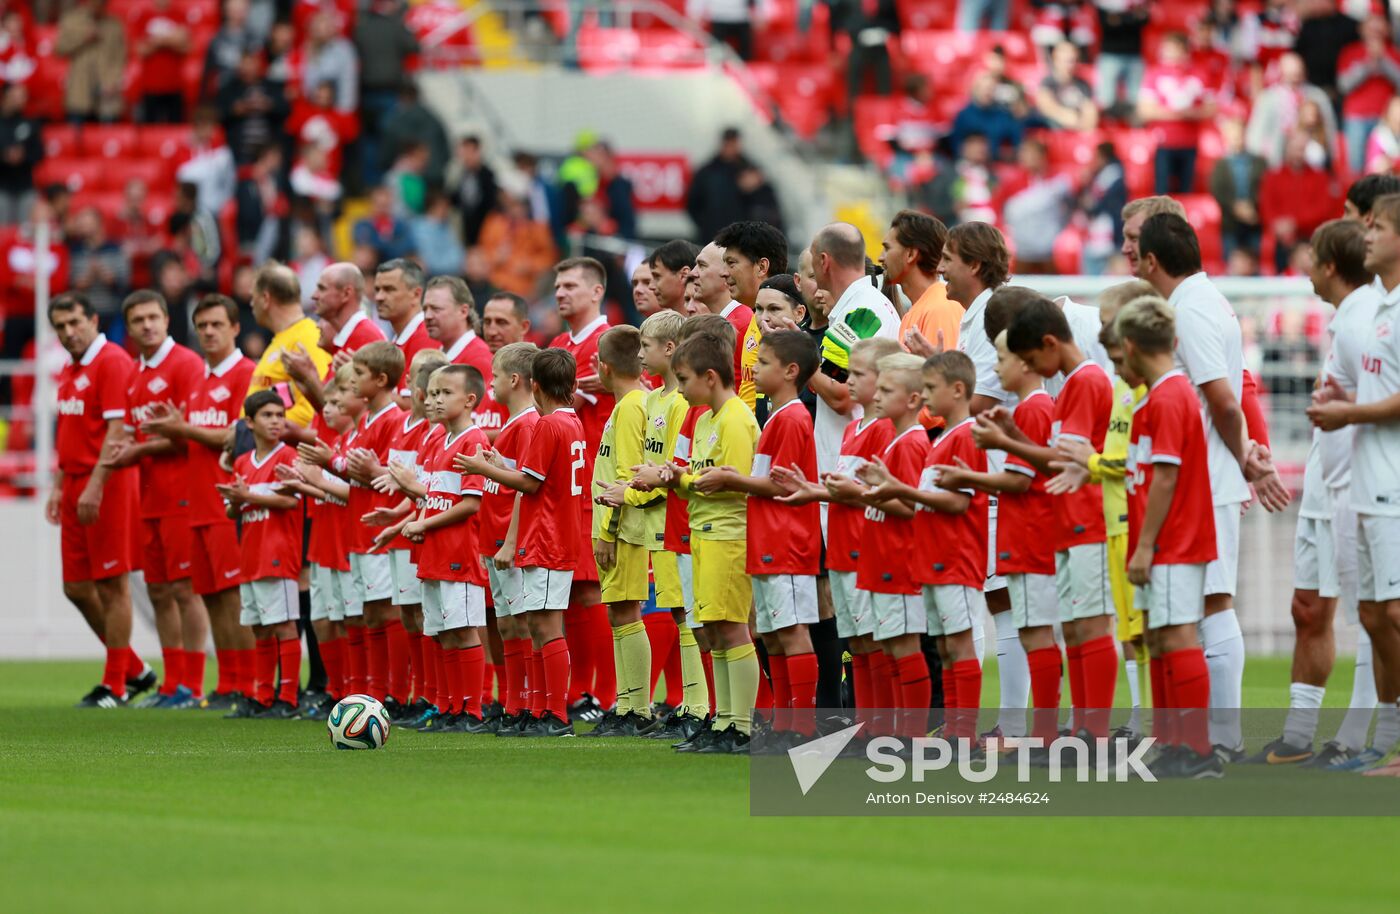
{"left": 327, "top": 694, "right": 390, "bottom": 750}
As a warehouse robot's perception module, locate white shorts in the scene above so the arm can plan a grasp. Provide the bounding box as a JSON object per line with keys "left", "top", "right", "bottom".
{"left": 753, "top": 574, "right": 819, "bottom": 634}
{"left": 1293, "top": 515, "right": 1338, "bottom": 598}
{"left": 488, "top": 562, "right": 526, "bottom": 617}
{"left": 351, "top": 551, "right": 393, "bottom": 603}
{"left": 1332, "top": 499, "right": 1360, "bottom": 624}
{"left": 923, "top": 583, "right": 986, "bottom": 636}
{"left": 389, "top": 549, "right": 422, "bottom": 606}
{"left": 1140, "top": 562, "right": 1207, "bottom": 629}
{"left": 310, "top": 563, "right": 336, "bottom": 622}
{"left": 521, "top": 566, "right": 573, "bottom": 613}
{"left": 1356, "top": 513, "right": 1400, "bottom": 603}
{"left": 984, "top": 499, "right": 1006, "bottom": 592}
{"left": 239, "top": 577, "right": 298, "bottom": 627}
{"left": 869, "top": 590, "right": 925, "bottom": 641}
{"left": 677, "top": 552, "right": 699, "bottom": 628}
{"left": 334, "top": 568, "right": 362, "bottom": 620}
{"left": 1204, "top": 502, "right": 1242, "bottom": 598}
{"left": 1055, "top": 542, "right": 1111, "bottom": 622}
{"left": 830, "top": 570, "right": 874, "bottom": 638}
{"left": 1007, "top": 573, "right": 1058, "bottom": 629}
{"left": 421, "top": 579, "right": 487, "bottom": 635}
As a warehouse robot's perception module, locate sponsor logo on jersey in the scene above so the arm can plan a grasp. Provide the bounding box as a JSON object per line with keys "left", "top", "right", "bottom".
{"left": 147, "top": 376, "right": 168, "bottom": 394}
{"left": 189, "top": 407, "right": 230, "bottom": 428}
{"left": 74, "top": 375, "right": 91, "bottom": 391}
{"left": 58, "top": 398, "right": 86, "bottom": 416}
{"left": 209, "top": 385, "right": 230, "bottom": 403}
{"left": 424, "top": 494, "right": 455, "bottom": 512}
{"left": 242, "top": 508, "right": 270, "bottom": 524}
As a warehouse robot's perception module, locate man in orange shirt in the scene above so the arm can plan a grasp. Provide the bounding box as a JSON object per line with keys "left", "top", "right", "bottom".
{"left": 882, "top": 210, "right": 962, "bottom": 355}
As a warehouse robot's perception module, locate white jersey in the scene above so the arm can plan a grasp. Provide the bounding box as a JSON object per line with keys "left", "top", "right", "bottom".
{"left": 958, "top": 287, "right": 1007, "bottom": 404}
{"left": 1351, "top": 281, "right": 1400, "bottom": 517}
{"left": 1045, "top": 296, "right": 1113, "bottom": 399}
{"left": 1299, "top": 284, "right": 1380, "bottom": 519}
{"left": 815, "top": 278, "right": 900, "bottom": 475}
{"left": 1169, "top": 272, "right": 1250, "bottom": 506}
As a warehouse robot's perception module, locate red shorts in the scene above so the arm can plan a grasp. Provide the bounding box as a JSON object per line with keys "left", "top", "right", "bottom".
{"left": 189, "top": 521, "right": 243, "bottom": 595}
{"left": 60, "top": 469, "right": 138, "bottom": 583}
{"left": 141, "top": 515, "right": 193, "bottom": 585}
{"left": 574, "top": 506, "right": 598, "bottom": 583}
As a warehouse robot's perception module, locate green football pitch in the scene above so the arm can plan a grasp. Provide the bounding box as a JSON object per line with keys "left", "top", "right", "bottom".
{"left": 1, "top": 657, "right": 1395, "bottom": 912}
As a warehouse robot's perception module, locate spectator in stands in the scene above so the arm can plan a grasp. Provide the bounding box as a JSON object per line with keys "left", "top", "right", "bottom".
{"left": 384, "top": 141, "right": 429, "bottom": 218}
{"left": 216, "top": 50, "right": 289, "bottom": 165}
{"left": 381, "top": 82, "right": 450, "bottom": 188}
{"left": 513, "top": 150, "right": 559, "bottom": 234}
{"left": 739, "top": 164, "right": 784, "bottom": 231}
{"left": 1294, "top": 0, "right": 1360, "bottom": 104}
{"left": 263, "top": 21, "right": 296, "bottom": 96}
{"left": 1294, "top": 98, "right": 1338, "bottom": 170}
{"left": 1092, "top": 0, "right": 1148, "bottom": 118}
{"left": 411, "top": 190, "right": 466, "bottom": 278}
{"left": 171, "top": 183, "right": 223, "bottom": 281}
{"left": 1337, "top": 15, "right": 1400, "bottom": 175}
{"left": 477, "top": 184, "right": 557, "bottom": 299}
{"left": 204, "top": 0, "right": 266, "bottom": 98}
{"left": 1260, "top": 131, "right": 1338, "bottom": 273}
{"left": 42, "top": 184, "right": 72, "bottom": 239}
{"left": 453, "top": 136, "right": 498, "bottom": 247}
{"left": 352, "top": 186, "right": 413, "bottom": 262}
{"left": 114, "top": 179, "right": 162, "bottom": 280}
{"left": 1208, "top": 115, "right": 1266, "bottom": 261}
{"left": 1077, "top": 141, "right": 1127, "bottom": 275}
{"left": 687, "top": 127, "right": 751, "bottom": 242}
{"left": 1364, "top": 95, "right": 1400, "bottom": 174}
{"left": 1186, "top": 14, "right": 1232, "bottom": 96}
{"left": 951, "top": 72, "right": 1023, "bottom": 160}
{"left": 1245, "top": 52, "right": 1338, "bottom": 168}
{"left": 0, "top": 83, "right": 40, "bottom": 225}
{"left": 1245, "top": 0, "right": 1300, "bottom": 68}
{"left": 952, "top": 132, "right": 998, "bottom": 225}
{"left": 134, "top": 0, "right": 190, "bottom": 124}
{"left": 291, "top": 224, "right": 330, "bottom": 308}
{"left": 151, "top": 253, "right": 198, "bottom": 341}
{"left": 698, "top": 0, "right": 753, "bottom": 61}
{"left": 355, "top": 0, "right": 420, "bottom": 188}
{"left": 833, "top": 0, "right": 900, "bottom": 104}
{"left": 55, "top": 0, "right": 126, "bottom": 123}
{"left": 1138, "top": 32, "right": 1214, "bottom": 194}
{"left": 1028, "top": 1, "right": 1096, "bottom": 58}
{"left": 1203, "top": 0, "right": 1247, "bottom": 64}
{"left": 0, "top": 10, "right": 35, "bottom": 86}
{"left": 176, "top": 106, "right": 238, "bottom": 216}
{"left": 240, "top": 143, "right": 292, "bottom": 266}
{"left": 287, "top": 81, "right": 359, "bottom": 179}
{"left": 1036, "top": 40, "right": 1098, "bottom": 131}
{"left": 981, "top": 45, "right": 1031, "bottom": 122}
{"left": 1226, "top": 246, "right": 1260, "bottom": 277}
{"left": 288, "top": 143, "right": 340, "bottom": 238}
{"left": 585, "top": 140, "right": 637, "bottom": 240}
{"left": 301, "top": 10, "right": 357, "bottom": 112}
{"left": 66, "top": 206, "right": 129, "bottom": 319}
{"left": 959, "top": 0, "right": 1010, "bottom": 31}
{"left": 1001, "top": 137, "right": 1072, "bottom": 274}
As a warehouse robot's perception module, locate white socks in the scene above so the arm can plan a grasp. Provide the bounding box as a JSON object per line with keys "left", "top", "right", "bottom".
{"left": 1201, "top": 609, "right": 1245, "bottom": 750}
{"left": 992, "top": 610, "right": 1029, "bottom": 737}
{"left": 1336, "top": 625, "right": 1378, "bottom": 751}
{"left": 1283, "top": 683, "right": 1326, "bottom": 748}
{"left": 1372, "top": 703, "right": 1400, "bottom": 754}
{"left": 1125, "top": 655, "right": 1142, "bottom": 731}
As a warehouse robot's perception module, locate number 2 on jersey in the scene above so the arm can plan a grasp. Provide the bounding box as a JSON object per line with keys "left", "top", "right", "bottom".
{"left": 570, "top": 440, "right": 585, "bottom": 496}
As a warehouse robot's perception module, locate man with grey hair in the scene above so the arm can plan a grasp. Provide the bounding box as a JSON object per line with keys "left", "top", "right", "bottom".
{"left": 423, "top": 275, "right": 493, "bottom": 379}
{"left": 374, "top": 257, "right": 440, "bottom": 400}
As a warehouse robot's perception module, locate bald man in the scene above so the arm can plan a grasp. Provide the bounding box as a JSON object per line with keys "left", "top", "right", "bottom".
{"left": 312, "top": 262, "right": 385, "bottom": 359}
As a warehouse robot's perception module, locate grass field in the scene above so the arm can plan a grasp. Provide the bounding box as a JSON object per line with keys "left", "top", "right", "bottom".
{"left": 1, "top": 657, "right": 1396, "bottom": 912}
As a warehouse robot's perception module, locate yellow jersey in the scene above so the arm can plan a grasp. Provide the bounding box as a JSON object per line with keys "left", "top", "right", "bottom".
{"left": 246, "top": 317, "right": 332, "bottom": 429}
{"left": 679, "top": 394, "right": 759, "bottom": 541}
{"left": 625, "top": 384, "right": 687, "bottom": 550}
{"left": 592, "top": 387, "right": 648, "bottom": 545}
{"left": 1089, "top": 377, "right": 1146, "bottom": 538}
{"left": 737, "top": 315, "right": 762, "bottom": 412}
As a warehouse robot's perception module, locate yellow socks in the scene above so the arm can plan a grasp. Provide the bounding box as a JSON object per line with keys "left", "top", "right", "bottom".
{"left": 616, "top": 620, "right": 652, "bottom": 719}
{"left": 725, "top": 642, "right": 760, "bottom": 736}
{"left": 611, "top": 625, "right": 632, "bottom": 715}
{"left": 677, "top": 625, "right": 708, "bottom": 718}
{"left": 710, "top": 647, "right": 731, "bottom": 730}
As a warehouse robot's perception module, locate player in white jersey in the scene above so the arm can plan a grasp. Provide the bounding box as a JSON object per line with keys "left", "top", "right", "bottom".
{"left": 1250, "top": 219, "right": 1380, "bottom": 767}
{"left": 1134, "top": 210, "right": 1290, "bottom": 759}
{"left": 1308, "top": 193, "right": 1400, "bottom": 774}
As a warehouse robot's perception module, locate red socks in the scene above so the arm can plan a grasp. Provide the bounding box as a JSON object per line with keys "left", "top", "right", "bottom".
{"left": 1165, "top": 647, "right": 1212, "bottom": 756}
{"left": 1027, "top": 646, "right": 1063, "bottom": 741}
{"left": 384, "top": 619, "right": 409, "bottom": 703}
{"left": 755, "top": 661, "right": 773, "bottom": 712}
{"left": 786, "top": 651, "right": 818, "bottom": 736}
{"left": 700, "top": 650, "right": 716, "bottom": 715}
{"left": 868, "top": 652, "right": 895, "bottom": 733}
{"left": 1079, "top": 635, "right": 1118, "bottom": 739}
{"left": 895, "top": 652, "right": 931, "bottom": 737}
{"left": 254, "top": 638, "right": 277, "bottom": 706}
{"left": 102, "top": 648, "right": 127, "bottom": 697}
{"left": 951, "top": 659, "right": 982, "bottom": 741}
{"left": 366, "top": 624, "right": 388, "bottom": 701}
{"left": 502, "top": 638, "right": 528, "bottom": 715}
{"left": 182, "top": 649, "right": 205, "bottom": 697}
{"left": 941, "top": 668, "right": 957, "bottom": 719}
{"left": 426, "top": 639, "right": 444, "bottom": 710}
{"left": 345, "top": 626, "right": 366, "bottom": 695}
{"left": 529, "top": 647, "right": 546, "bottom": 716}
{"left": 662, "top": 629, "right": 683, "bottom": 707}
{"left": 1149, "top": 654, "right": 1171, "bottom": 745}
{"left": 235, "top": 648, "right": 255, "bottom": 696}
{"left": 767, "top": 653, "right": 792, "bottom": 730}
{"left": 320, "top": 637, "right": 345, "bottom": 700}
{"left": 541, "top": 637, "right": 571, "bottom": 720}
{"left": 407, "top": 631, "right": 424, "bottom": 703}
{"left": 643, "top": 613, "right": 678, "bottom": 701}
{"left": 215, "top": 648, "right": 232, "bottom": 695}
{"left": 277, "top": 638, "right": 300, "bottom": 705}
{"left": 160, "top": 647, "right": 182, "bottom": 696}
{"left": 443, "top": 647, "right": 462, "bottom": 715}
{"left": 461, "top": 644, "right": 485, "bottom": 718}
{"left": 125, "top": 647, "right": 146, "bottom": 680}
{"left": 851, "top": 652, "right": 872, "bottom": 711}
{"left": 587, "top": 606, "right": 615, "bottom": 707}
{"left": 1065, "top": 643, "right": 1086, "bottom": 719}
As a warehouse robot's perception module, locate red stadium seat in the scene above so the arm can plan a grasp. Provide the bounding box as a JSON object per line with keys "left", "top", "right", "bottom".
{"left": 853, "top": 95, "right": 902, "bottom": 166}
{"left": 1052, "top": 225, "right": 1085, "bottom": 275}
{"left": 1105, "top": 127, "right": 1157, "bottom": 197}
{"left": 101, "top": 159, "right": 175, "bottom": 194}
{"left": 576, "top": 26, "right": 640, "bottom": 72}
{"left": 33, "top": 158, "right": 106, "bottom": 194}
{"left": 633, "top": 29, "right": 706, "bottom": 71}
{"left": 1038, "top": 129, "right": 1104, "bottom": 168}
{"left": 138, "top": 125, "right": 195, "bottom": 160}
{"left": 79, "top": 125, "right": 139, "bottom": 160}
{"left": 1177, "top": 193, "right": 1225, "bottom": 273}
{"left": 897, "top": 0, "right": 959, "bottom": 30}
{"left": 771, "top": 64, "right": 835, "bottom": 139}
{"left": 41, "top": 125, "right": 80, "bottom": 159}
{"left": 24, "top": 57, "right": 67, "bottom": 120}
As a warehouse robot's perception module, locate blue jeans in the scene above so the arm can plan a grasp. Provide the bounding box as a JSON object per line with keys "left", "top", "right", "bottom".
{"left": 1155, "top": 146, "right": 1197, "bottom": 195}
{"left": 1344, "top": 116, "right": 1378, "bottom": 175}
{"left": 958, "top": 0, "right": 1009, "bottom": 30}
{"left": 1095, "top": 53, "right": 1144, "bottom": 113}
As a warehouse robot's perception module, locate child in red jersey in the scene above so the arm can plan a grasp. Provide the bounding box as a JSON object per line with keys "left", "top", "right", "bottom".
{"left": 977, "top": 297, "right": 1116, "bottom": 741}
{"left": 457, "top": 348, "right": 585, "bottom": 738}
{"left": 935, "top": 334, "right": 1059, "bottom": 748}
{"left": 217, "top": 392, "right": 303, "bottom": 719}
{"left": 862, "top": 352, "right": 988, "bottom": 746}
{"left": 1119, "top": 297, "right": 1220, "bottom": 779}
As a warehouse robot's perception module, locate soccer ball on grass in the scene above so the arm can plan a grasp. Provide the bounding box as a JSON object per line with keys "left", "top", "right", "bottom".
{"left": 327, "top": 694, "right": 390, "bottom": 750}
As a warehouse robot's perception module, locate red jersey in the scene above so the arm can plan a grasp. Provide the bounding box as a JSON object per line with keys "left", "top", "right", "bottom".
{"left": 135, "top": 7, "right": 186, "bottom": 94}
{"left": 479, "top": 407, "right": 538, "bottom": 556}
{"left": 746, "top": 399, "right": 820, "bottom": 576}
{"left": 1051, "top": 361, "right": 1113, "bottom": 550}
{"left": 998, "top": 389, "right": 1056, "bottom": 575}
{"left": 1126, "top": 371, "right": 1218, "bottom": 567}
{"left": 417, "top": 424, "right": 490, "bottom": 584}
{"left": 341, "top": 402, "right": 403, "bottom": 553}
{"left": 721, "top": 302, "right": 754, "bottom": 381}
{"left": 914, "top": 418, "right": 988, "bottom": 588}
{"left": 325, "top": 310, "right": 385, "bottom": 357}
{"left": 663, "top": 405, "right": 707, "bottom": 554}
{"left": 475, "top": 390, "right": 510, "bottom": 438}
{"left": 185, "top": 350, "right": 255, "bottom": 528}
{"left": 443, "top": 330, "right": 495, "bottom": 380}
{"left": 385, "top": 414, "right": 434, "bottom": 552}
{"left": 233, "top": 444, "right": 302, "bottom": 582}
{"left": 128, "top": 338, "right": 204, "bottom": 519}
{"left": 392, "top": 312, "right": 441, "bottom": 396}
{"left": 515, "top": 408, "right": 586, "bottom": 571}
{"left": 1141, "top": 63, "right": 1209, "bottom": 148}
{"left": 57, "top": 334, "right": 135, "bottom": 476}
{"left": 856, "top": 425, "right": 930, "bottom": 595}
{"left": 549, "top": 314, "right": 615, "bottom": 467}
{"left": 827, "top": 416, "right": 894, "bottom": 573}
{"left": 307, "top": 455, "right": 351, "bottom": 572}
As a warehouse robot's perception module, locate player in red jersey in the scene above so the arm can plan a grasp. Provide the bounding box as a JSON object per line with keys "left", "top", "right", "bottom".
{"left": 458, "top": 348, "right": 585, "bottom": 737}
{"left": 548, "top": 257, "right": 615, "bottom": 720}
{"left": 374, "top": 259, "right": 440, "bottom": 404}
{"left": 313, "top": 262, "right": 385, "bottom": 360}
{"left": 48, "top": 293, "right": 151, "bottom": 708}
{"left": 138, "top": 295, "right": 256, "bottom": 711}
{"left": 218, "top": 391, "right": 304, "bottom": 719}
{"left": 690, "top": 241, "right": 753, "bottom": 397}
{"left": 476, "top": 292, "right": 534, "bottom": 440}
{"left": 424, "top": 276, "right": 493, "bottom": 380}
{"left": 1119, "top": 296, "right": 1221, "bottom": 779}
{"left": 403, "top": 364, "right": 493, "bottom": 732}
{"left": 979, "top": 296, "right": 1117, "bottom": 741}
{"left": 103, "top": 291, "right": 208, "bottom": 707}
